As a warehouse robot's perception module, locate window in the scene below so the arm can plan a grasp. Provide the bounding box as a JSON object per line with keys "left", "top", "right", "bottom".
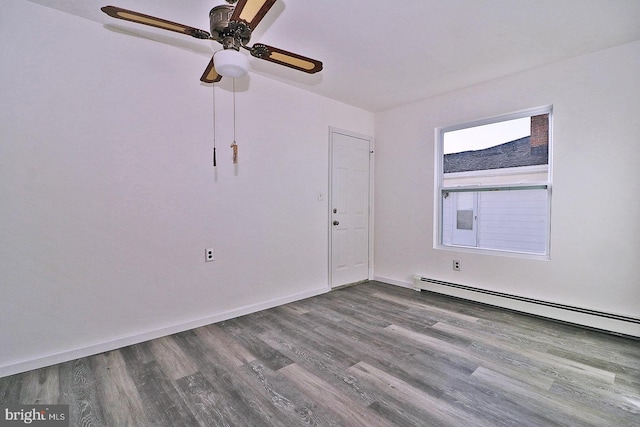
{"left": 436, "top": 107, "right": 552, "bottom": 257}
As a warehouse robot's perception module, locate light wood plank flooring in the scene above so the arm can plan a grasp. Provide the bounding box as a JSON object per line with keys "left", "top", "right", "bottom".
{"left": 1, "top": 281, "right": 639, "bottom": 426}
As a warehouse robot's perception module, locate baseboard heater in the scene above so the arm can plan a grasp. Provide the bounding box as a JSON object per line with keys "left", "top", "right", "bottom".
{"left": 413, "top": 276, "right": 640, "bottom": 338}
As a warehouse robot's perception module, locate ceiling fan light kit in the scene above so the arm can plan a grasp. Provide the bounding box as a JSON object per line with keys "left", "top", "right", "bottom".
{"left": 214, "top": 49, "right": 249, "bottom": 78}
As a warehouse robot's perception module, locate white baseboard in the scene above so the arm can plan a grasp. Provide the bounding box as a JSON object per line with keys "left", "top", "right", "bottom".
{"left": 373, "top": 276, "right": 414, "bottom": 289}
{"left": 0, "top": 286, "right": 329, "bottom": 378}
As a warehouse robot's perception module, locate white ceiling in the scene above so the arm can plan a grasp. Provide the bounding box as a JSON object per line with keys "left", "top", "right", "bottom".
{"left": 25, "top": 0, "right": 640, "bottom": 112}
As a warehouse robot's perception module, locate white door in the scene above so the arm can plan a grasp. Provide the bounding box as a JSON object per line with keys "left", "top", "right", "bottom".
{"left": 451, "top": 192, "right": 478, "bottom": 247}
{"left": 330, "top": 130, "right": 371, "bottom": 288}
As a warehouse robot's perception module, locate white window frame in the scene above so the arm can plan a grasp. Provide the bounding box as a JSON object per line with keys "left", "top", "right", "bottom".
{"left": 434, "top": 106, "right": 553, "bottom": 259}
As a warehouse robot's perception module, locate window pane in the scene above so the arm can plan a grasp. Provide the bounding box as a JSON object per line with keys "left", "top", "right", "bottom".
{"left": 438, "top": 109, "right": 551, "bottom": 256}
{"left": 477, "top": 189, "right": 548, "bottom": 254}
{"left": 443, "top": 114, "right": 549, "bottom": 187}
{"left": 441, "top": 188, "right": 548, "bottom": 255}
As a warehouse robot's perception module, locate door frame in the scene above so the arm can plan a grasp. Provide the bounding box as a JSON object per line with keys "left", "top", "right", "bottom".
{"left": 328, "top": 126, "right": 374, "bottom": 289}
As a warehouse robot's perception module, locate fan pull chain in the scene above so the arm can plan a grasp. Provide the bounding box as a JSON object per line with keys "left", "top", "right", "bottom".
{"left": 212, "top": 84, "right": 217, "bottom": 167}
{"left": 230, "top": 78, "right": 238, "bottom": 164}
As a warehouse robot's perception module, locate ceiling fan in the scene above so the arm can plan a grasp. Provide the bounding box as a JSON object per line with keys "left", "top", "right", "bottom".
{"left": 101, "top": 0, "right": 323, "bottom": 83}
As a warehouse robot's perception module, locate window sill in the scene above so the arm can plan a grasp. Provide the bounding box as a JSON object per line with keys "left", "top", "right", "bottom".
{"left": 435, "top": 244, "right": 551, "bottom": 261}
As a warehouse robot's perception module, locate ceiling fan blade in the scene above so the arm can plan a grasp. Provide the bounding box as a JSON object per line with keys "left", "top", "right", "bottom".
{"left": 200, "top": 57, "right": 222, "bottom": 83}
{"left": 101, "top": 6, "right": 211, "bottom": 39}
{"left": 250, "top": 44, "right": 323, "bottom": 74}
{"left": 230, "top": 0, "right": 276, "bottom": 30}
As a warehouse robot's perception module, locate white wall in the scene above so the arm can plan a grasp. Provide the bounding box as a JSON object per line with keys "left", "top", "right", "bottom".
{"left": 0, "top": 2, "right": 374, "bottom": 376}
{"left": 374, "top": 40, "right": 640, "bottom": 325}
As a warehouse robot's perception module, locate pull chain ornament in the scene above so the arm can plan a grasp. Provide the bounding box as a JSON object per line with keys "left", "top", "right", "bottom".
{"left": 231, "top": 141, "right": 238, "bottom": 164}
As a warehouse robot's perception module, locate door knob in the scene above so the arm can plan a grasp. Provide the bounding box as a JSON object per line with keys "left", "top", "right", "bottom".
{"left": 333, "top": 220, "right": 339, "bottom": 226}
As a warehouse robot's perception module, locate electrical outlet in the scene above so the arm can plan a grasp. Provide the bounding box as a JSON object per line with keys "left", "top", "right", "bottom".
{"left": 453, "top": 260, "right": 461, "bottom": 271}
{"left": 205, "top": 248, "right": 214, "bottom": 262}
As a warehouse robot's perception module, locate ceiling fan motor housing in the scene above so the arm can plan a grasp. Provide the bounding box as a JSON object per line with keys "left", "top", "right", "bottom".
{"left": 210, "top": 5, "right": 251, "bottom": 50}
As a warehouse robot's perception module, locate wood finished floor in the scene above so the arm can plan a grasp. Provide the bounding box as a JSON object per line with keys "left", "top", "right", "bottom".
{"left": 1, "top": 281, "right": 639, "bottom": 426}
